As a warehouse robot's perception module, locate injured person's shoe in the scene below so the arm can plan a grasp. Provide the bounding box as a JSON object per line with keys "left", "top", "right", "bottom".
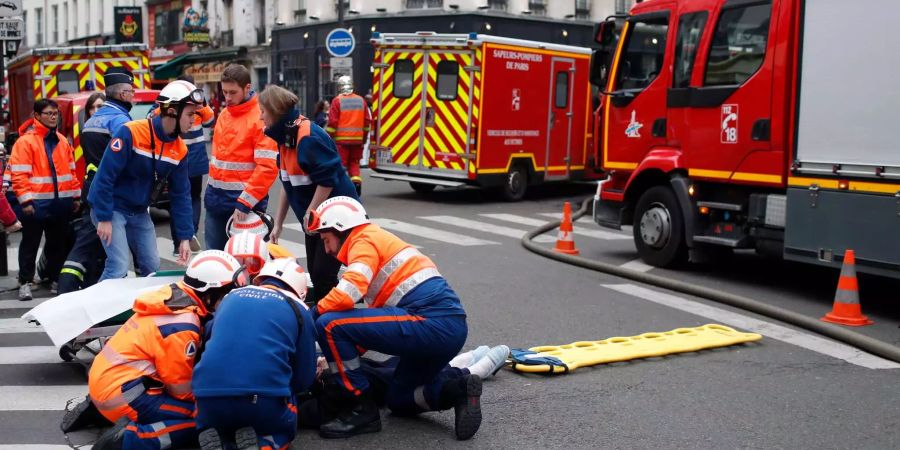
{"left": 198, "top": 428, "right": 225, "bottom": 450}
{"left": 92, "top": 416, "right": 128, "bottom": 450}
{"left": 319, "top": 390, "right": 382, "bottom": 439}
{"left": 234, "top": 427, "right": 260, "bottom": 450}
{"left": 61, "top": 395, "right": 110, "bottom": 433}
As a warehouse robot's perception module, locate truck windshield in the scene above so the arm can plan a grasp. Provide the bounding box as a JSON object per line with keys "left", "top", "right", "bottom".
{"left": 614, "top": 16, "right": 669, "bottom": 91}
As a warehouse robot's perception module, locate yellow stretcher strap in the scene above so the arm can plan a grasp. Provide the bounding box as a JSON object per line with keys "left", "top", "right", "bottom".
{"left": 510, "top": 324, "right": 762, "bottom": 374}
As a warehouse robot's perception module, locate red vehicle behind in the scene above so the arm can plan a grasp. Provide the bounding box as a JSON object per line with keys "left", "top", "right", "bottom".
{"left": 591, "top": 0, "right": 900, "bottom": 278}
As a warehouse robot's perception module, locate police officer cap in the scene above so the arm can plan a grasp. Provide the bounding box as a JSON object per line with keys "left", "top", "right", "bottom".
{"left": 103, "top": 67, "right": 134, "bottom": 87}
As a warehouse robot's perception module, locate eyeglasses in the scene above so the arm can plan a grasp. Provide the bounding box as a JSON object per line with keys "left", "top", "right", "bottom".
{"left": 122, "top": 90, "right": 136, "bottom": 95}
{"left": 39, "top": 111, "right": 59, "bottom": 117}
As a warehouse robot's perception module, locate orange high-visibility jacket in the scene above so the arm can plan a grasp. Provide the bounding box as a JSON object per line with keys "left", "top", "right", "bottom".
{"left": 207, "top": 95, "right": 278, "bottom": 214}
{"left": 88, "top": 282, "right": 207, "bottom": 422}
{"left": 326, "top": 93, "right": 372, "bottom": 145}
{"left": 8, "top": 120, "right": 81, "bottom": 206}
{"left": 317, "top": 223, "right": 441, "bottom": 313}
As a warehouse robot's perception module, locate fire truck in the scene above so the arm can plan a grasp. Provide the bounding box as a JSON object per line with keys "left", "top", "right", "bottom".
{"left": 368, "top": 32, "right": 602, "bottom": 201}
{"left": 591, "top": 0, "right": 900, "bottom": 278}
{"left": 7, "top": 44, "right": 151, "bottom": 129}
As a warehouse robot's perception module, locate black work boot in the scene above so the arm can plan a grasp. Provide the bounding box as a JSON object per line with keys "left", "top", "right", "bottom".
{"left": 92, "top": 416, "right": 129, "bottom": 450}
{"left": 234, "top": 427, "right": 260, "bottom": 450}
{"left": 61, "top": 395, "right": 110, "bottom": 433}
{"left": 440, "top": 374, "right": 483, "bottom": 440}
{"left": 198, "top": 428, "right": 225, "bottom": 450}
{"left": 319, "top": 389, "right": 382, "bottom": 439}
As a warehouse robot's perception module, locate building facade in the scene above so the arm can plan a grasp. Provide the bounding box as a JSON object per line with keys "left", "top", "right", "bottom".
{"left": 22, "top": 0, "right": 148, "bottom": 47}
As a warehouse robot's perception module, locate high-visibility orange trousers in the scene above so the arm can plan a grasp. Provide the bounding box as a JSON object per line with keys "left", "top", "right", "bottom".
{"left": 337, "top": 144, "right": 364, "bottom": 179}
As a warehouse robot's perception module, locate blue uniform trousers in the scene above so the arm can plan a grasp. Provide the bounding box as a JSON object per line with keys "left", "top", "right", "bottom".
{"left": 196, "top": 395, "right": 297, "bottom": 450}
{"left": 121, "top": 384, "right": 198, "bottom": 450}
{"left": 315, "top": 307, "right": 467, "bottom": 415}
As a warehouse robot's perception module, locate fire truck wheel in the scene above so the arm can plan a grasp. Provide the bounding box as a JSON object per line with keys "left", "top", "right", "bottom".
{"left": 409, "top": 182, "right": 436, "bottom": 195}
{"left": 501, "top": 165, "right": 528, "bottom": 202}
{"left": 633, "top": 186, "right": 687, "bottom": 267}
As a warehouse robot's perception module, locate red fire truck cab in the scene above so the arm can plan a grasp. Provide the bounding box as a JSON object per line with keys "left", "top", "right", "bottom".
{"left": 591, "top": 0, "right": 900, "bottom": 278}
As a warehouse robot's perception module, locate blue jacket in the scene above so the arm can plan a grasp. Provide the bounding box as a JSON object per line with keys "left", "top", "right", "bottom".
{"left": 192, "top": 285, "right": 318, "bottom": 397}
{"left": 264, "top": 108, "right": 359, "bottom": 220}
{"left": 81, "top": 99, "right": 132, "bottom": 169}
{"left": 87, "top": 116, "right": 194, "bottom": 241}
{"left": 181, "top": 105, "right": 214, "bottom": 177}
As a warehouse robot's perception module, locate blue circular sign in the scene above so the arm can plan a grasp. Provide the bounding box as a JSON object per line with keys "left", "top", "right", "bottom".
{"left": 326, "top": 28, "right": 355, "bottom": 58}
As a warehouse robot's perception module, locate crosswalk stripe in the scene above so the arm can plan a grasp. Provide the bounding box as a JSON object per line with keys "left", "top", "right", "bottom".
{"left": 156, "top": 237, "right": 181, "bottom": 264}
{"left": 480, "top": 213, "right": 631, "bottom": 241}
{"left": 0, "top": 346, "right": 60, "bottom": 365}
{"left": 0, "top": 385, "right": 87, "bottom": 411}
{"left": 374, "top": 218, "right": 500, "bottom": 246}
{"left": 0, "top": 318, "right": 44, "bottom": 334}
{"left": 533, "top": 213, "right": 631, "bottom": 240}
{"left": 421, "top": 215, "right": 556, "bottom": 243}
{"left": 620, "top": 258, "right": 655, "bottom": 273}
{"left": 0, "top": 446, "right": 76, "bottom": 449}
{"left": 0, "top": 298, "right": 48, "bottom": 310}
{"left": 4, "top": 245, "right": 42, "bottom": 273}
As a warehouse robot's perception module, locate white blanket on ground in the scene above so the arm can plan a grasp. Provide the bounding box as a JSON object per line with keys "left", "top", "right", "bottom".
{"left": 21, "top": 276, "right": 181, "bottom": 348}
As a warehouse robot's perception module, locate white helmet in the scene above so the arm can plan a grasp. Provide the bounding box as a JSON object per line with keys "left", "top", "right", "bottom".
{"left": 255, "top": 258, "right": 309, "bottom": 300}
{"left": 225, "top": 231, "right": 270, "bottom": 276}
{"left": 157, "top": 80, "right": 204, "bottom": 107}
{"left": 306, "top": 196, "right": 369, "bottom": 234}
{"left": 226, "top": 211, "right": 274, "bottom": 241}
{"left": 337, "top": 75, "right": 354, "bottom": 95}
{"left": 183, "top": 250, "right": 249, "bottom": 293}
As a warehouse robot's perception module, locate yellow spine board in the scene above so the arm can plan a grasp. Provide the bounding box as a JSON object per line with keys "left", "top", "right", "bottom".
{"left": 512, "top": 324, "right": 762, "bottom": 374}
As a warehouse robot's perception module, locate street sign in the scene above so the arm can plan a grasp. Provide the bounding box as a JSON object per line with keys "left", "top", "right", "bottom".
{"left": 0, "top": 18, "right": 22, "bottom": 40}
{"left": 326, "top": 28, "right": 355, "bottom": 58}
{"left": 331, "top": 57, "right": 352, "bottom": 69}
{"left": 0, "top": 0, "right": 21, "bottom": 18}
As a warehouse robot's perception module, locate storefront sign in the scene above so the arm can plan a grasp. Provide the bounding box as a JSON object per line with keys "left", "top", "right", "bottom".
{"left": 182, "top": 7, "right": 210, "bottom": 45}
{"left": 114, "top": 7, "right": 143, "bottom": 44}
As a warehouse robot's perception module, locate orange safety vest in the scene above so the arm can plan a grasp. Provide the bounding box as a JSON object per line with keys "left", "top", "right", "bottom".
{"left": 88, "top": 282, "right": 207, "bottom": 422}
{"left": 208, "top": 95, "right": 279, "bottom": 210}
{"left": 317, "top": 223, "right": 442, "bottom": 313}
{"left": 279, "top": 118, "right": 313, "bottom": 187}
{"left": 326, "top": 93, "right": 371, "bottom": 145}
{"left": 8, "top": 120, "right": 81, "bottom": 204}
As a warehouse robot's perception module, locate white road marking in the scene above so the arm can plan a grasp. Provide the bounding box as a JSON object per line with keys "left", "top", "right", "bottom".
{"left": 620, "top": 258, "right": 655, "bottom": 273}
{"left": 0, "top": 346, "right": 60, "bottom": 365}
{"left": 0, "top": 298, "right": 48, "bottom": 310}
{"left": 0, "top": 318, "right": 44, "bottom": 334}
{"left": 4, "top": 246, "right": 42, "bottom": 273}
{"left": 604, "top": 283, "right": 900, "bottom": 370}
{"left": 374, "top": 218, "right": 499, "bottom": 246}
{"left": 480, "top": 213, "right": 630, "bottom": 241}
{"left": 539, "top": 212, "right": 595, "bottom": 224}
{"left": 0, "top": 385, "right": 88, "bottom": 411}
{"left": 0, "top": 446, "right": 76, "bottom": 449}
{"left": 156, "top": 237, "right": 181, "bottom": 264}
{"left": 421, "top": 215, "right": 556, "bottom": 243}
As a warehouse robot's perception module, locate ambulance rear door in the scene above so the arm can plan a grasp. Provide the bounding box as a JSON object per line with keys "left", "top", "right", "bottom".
{"left": 374, "top": 47, "right": 428, "bottom": 171}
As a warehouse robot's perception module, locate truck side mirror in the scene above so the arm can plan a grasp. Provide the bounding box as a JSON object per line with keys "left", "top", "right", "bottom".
{"left": 590, "top": 17, "right": 623, "bottom": 89}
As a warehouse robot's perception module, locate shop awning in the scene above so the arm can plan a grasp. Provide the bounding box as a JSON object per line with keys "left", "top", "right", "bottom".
{"left": 153, "top": 47, "right": 246, "bottom": 80}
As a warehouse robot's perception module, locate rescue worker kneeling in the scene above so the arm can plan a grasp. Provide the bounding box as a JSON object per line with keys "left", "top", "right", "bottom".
{"left": 307, "top": 197, "right": 483, "bottom": 440}
{"left": 191, "top": 258, "right": 318, "bottom": 450}
{"left": 88, "top": 250, "right": 248, "bottom": 450}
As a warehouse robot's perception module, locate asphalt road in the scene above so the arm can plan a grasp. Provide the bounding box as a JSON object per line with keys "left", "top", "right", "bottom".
{"left": 1, "top": 172, "right": 899, "bottom": 449}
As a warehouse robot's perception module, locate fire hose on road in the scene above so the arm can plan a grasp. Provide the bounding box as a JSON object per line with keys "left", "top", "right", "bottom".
{"left": 521, "top": 197, "right": 900, "bottom": 364}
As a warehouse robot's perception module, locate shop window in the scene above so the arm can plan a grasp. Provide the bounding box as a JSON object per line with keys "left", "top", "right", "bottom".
{"left": 705, "top": 1, "right": 772, "bottom": 86}
{"left": 436, "top": 60, "right": 458, "bottom": 100}
{"left": 393, "top": 59, "right": 414, "bottom": 99}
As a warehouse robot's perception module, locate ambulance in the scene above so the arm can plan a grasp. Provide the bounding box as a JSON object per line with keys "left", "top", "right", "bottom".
{"left": 368, "top": 32, "right": 602, "bottom": 201}
{"left": 7, "top": 44, "right": 151, "bottom": 129}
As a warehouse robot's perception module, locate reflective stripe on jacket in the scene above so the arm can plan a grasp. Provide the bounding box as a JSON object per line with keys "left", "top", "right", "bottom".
{"left": 317, "top": 223, "right": 441, "bottom": 313}
{"left": 326, "top": 93, "right": 371, "bottom": 144}
{"left": 206, "top": 95, "right": 278, "bottom": 214}
{"left": 8, "top": 120, "right": 81, "bottom": 210}
{"left": 88, "top": 282, "right": 206, "bottom": 422}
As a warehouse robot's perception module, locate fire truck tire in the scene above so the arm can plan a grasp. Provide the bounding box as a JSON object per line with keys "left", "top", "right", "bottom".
{"left": 633, "top": 186, "right": 688, "bottom": 267}
{"left": 501, "top": 165, "right": 528, "bottom": 202}
{"left": 409, "top": 182, "right": 436, "bottom": 195}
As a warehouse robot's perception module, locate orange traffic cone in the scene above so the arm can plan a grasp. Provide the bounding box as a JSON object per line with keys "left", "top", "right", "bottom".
{"left": 821, "top": 250, "right": 873, "bottom": 326}
{"left": 553, "top": 202, "right": 580, "bottom": 255}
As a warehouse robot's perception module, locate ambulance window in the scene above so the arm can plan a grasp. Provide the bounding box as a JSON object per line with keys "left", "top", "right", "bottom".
{"left": 673, "top": 12, "right": 708, "bottom": 88}
{"left": 615, "top": 16, "right": 669, "bottom": 91}
{"left": 436, "top": 61, "right": 459, "bottom": 101}
{"left": 555, "top": 72, "right": 569, "bottom": 108}
{"left": 393, "top": 60, "right": 415, "bottom": 98}
{"left": 704, "top": 1, "right": 771, "bottom": 86}
{"left": 57, "top": 70, "right": 80, "bottom": 95}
